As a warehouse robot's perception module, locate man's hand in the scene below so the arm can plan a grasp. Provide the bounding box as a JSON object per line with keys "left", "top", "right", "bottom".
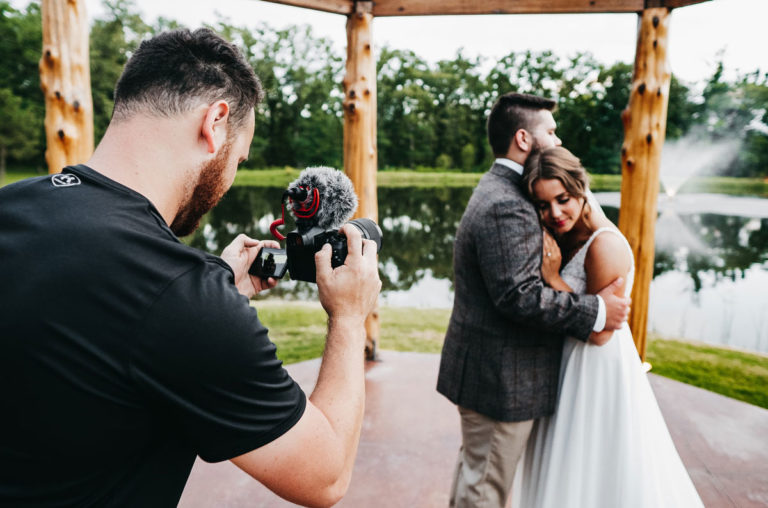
{"left": 315, "top": 224, "right": 381, "bottom": 323}
{"left": 597, "top": 277, "right": 631, "bottom": 331}
{"left": 220, "top": 234, "right": 280, "bottom": 299}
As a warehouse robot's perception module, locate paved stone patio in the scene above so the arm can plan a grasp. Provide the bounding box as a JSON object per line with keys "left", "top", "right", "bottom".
{"left": 179, "top": 351, "right": 768, "bottom": 507}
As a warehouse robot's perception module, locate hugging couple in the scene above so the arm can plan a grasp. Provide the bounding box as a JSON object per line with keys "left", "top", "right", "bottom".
{"left": 437, "top": 92, "right": 704, "bottom": 508}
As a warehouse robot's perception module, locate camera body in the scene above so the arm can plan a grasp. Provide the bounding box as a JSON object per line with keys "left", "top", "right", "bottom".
{"left": 285, "top": 226, "right": 350, "bottom": 283}
{"left": 249, "top": 218, "right": 382, "bottom": 284}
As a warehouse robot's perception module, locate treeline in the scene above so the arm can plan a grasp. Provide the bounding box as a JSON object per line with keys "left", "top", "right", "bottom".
{"left": 1, "top": 0, "right": 767, "bottom": 177}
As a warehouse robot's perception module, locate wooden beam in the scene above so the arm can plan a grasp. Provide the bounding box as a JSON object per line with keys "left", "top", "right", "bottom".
{"left": 258, "top": 0, "right": 353, "bottom": 15}
{"left": 371, "top": 0, "right": 709, "bottom": 16}
{"left": 343, "top": 1, "right": 380, "bottom": 360}
{"left": 256, "top": 0, "right": 709, "bottom": 16}
{"left": 40, "top": 0, "right": 93, "bottom": 174}
{"left": 618, "top": 7, "right": 672, "bottom": 360}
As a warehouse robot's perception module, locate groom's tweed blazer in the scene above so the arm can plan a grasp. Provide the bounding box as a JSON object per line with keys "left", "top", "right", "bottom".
{"left": 437, "top": 163, "right": 599, "bottom": 422}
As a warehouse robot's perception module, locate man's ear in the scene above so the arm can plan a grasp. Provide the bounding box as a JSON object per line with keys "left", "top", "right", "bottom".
{"left": 513, "top": 128, "right": 532, "bottom": 153}
{"left": 201, "top": 100, "right": 230, "bottom": 154}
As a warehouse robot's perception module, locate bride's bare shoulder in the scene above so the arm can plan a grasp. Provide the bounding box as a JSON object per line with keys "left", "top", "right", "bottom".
{"left": 584, "top": 230, "right": 633, "bottom": 286}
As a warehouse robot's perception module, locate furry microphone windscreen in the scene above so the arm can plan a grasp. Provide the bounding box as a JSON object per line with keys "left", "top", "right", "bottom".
{"left": 287, "top": 166, "right": 359, "bottom": 230}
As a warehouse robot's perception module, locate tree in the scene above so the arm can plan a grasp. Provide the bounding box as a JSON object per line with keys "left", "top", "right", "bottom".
{"left": 215, "top": 21, "right": 345, "bottom": 169}
{"left": 731, "top": 71, "right": 768, "bottom": 177}
{"left": 377, "top": 47, "right": 439, "bottom": 168}
{"left": 0, "top": 88, "right": 39, "bottom": 181}
{"left": 665, "top": 75, "right": 696, "bottom": 140}
{"left": 0, "top": 1, "right": 44, "bottom": 171}
{"left": 89, "top": 0, "right": 153, "bottom": 144}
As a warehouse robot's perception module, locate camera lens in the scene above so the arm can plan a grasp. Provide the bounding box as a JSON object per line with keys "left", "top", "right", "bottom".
{"left": 347, "top": 218, "right": 383, "bottom": 253}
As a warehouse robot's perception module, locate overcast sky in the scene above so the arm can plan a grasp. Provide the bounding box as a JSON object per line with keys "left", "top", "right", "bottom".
{"left": 11, "top": 0, "right": 767, "bottom": 85}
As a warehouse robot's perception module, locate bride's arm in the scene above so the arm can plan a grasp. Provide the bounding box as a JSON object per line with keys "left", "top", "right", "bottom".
{"left": 584, "top": 232, "right": 633, "bottom": 346}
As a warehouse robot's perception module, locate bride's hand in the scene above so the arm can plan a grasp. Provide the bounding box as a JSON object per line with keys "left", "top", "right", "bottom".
{"left": 541, "top": 230, "right": 567, "bottom": 289}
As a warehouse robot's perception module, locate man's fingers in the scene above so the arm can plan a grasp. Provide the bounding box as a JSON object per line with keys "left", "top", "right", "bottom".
{"left": 361, "top": 239, "right": 377, "bottom": 259}
{"left": 341, "top": 224, "right": 363, "bottom": 260}
{"left": 315, "top": 244, "right": 333, "bottom": 282}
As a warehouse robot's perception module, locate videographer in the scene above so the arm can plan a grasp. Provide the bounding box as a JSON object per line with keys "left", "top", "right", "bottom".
{"left": 0, "top": 28, "right": 380, "bottom": 507}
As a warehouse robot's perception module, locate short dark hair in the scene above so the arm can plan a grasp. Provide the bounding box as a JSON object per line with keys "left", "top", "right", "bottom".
{"left": 487, "top": 92, "right": 556, "bottom": 156}
{"left": 113, "top": 28, "right": 263, "bottom": 130}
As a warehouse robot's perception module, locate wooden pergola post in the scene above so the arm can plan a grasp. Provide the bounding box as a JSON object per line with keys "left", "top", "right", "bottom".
{"left": 39, "top": 0, "right": 93, "bottom": 174}
{"left": 343, "top": 0, "right": 379, "bottom": 360}
{"left": 618, "top": 7, "right": 672, "bottom": 360}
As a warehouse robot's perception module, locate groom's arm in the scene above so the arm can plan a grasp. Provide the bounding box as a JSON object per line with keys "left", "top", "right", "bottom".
{"left": 475, "top": 198, "right": 599, "bottom": 342}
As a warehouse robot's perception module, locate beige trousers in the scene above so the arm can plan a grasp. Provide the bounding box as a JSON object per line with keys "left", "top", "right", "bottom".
{"left": 449, "top": 406, "right": 534, "bottom": 508}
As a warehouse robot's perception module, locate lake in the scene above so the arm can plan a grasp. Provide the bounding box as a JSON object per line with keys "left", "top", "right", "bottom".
{"left": 188, "top": 186, "right": 768, "bottom": 354}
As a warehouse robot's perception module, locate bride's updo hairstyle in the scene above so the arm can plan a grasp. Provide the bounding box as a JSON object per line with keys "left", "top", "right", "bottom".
{"left": 523, "top": 146, "right": 595, "bottom": 231}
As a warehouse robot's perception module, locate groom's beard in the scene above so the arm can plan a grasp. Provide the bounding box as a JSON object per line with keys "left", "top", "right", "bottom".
{"left": 171, "top": 143, "right": 232, "bottom": 237}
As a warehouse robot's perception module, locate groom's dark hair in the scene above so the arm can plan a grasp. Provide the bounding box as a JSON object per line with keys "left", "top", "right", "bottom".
{"left": 487, "top": 92, "right": 556, "bottom": 156}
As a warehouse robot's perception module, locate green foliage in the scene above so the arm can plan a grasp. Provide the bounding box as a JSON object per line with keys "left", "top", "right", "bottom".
{"left": 1, "top": 0, "right": 766, "bottom": 178}
{"left": 460, "top": 143, "right": 476, "bottom": 171}
{"left": 89, "top": 0, "right": 153, "bottom": 144}
{"left": 213, "top": 22, "right": 345, "bottom": 169}
{"left": 434, "top": 153, "right": 453, "bottom": 169}
{"left": 0, "top": 1, "right": 44, "bottom": 172}
{"left": 556, "top": 59, "right": 631, "bottom": 174}
{"left": 0, "top": 87, "right": 39, "bottom": 179}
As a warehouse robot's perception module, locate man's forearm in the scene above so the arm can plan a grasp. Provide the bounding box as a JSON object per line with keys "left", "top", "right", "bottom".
{"left": 308, "top": 316, "right": 367, "bottom": 487}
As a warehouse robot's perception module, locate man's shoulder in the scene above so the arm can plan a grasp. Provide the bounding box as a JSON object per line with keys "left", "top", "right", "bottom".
{"left": 465, "top": 168, "right": 531, "bottom": 216}
{"left": 476, "top": 166, "right": 525, "bottom": 196}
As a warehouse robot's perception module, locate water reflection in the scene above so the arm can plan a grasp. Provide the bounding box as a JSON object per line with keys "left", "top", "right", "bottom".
{"left": 188, "top": 186, "right": 768, "bottom": 352}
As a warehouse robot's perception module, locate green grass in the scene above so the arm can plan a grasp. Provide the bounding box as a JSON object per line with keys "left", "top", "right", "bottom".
{"left": 1, "top": 170, "right": 41, "bottom": 186}
{"left": 253, "top": 301, "right": 451, "bottom": 363}
{"left": 589, "top": 173, "right": 622, "bottom": 192}
{"left": 646, "top": 334, "right": 768, "bottom": 409}
{"left": 232, "top": 168, "right": 484, "bottom": 188}
{"left": 256, "top": 301, "right": 768, "bottom": 410}
{"left": 588, "top": 173, "right": 768, "bottom": 196}
{"left": 677, "top": 175, "right": 768, "bottom": 197}
{"left": 235, "top": 170, "right": 767, "bottom": 196}
{"left": 5, "top": 167, "right": 768, "bottom": 196}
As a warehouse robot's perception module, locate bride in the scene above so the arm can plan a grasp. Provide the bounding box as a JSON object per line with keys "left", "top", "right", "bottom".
{"left": 514, "top": 146, "right": 704, "bottom": 508}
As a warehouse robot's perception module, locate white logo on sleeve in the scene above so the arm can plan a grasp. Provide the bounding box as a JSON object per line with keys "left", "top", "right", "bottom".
{"left": 51, "top": 174, "right": 82, "bottom": 187}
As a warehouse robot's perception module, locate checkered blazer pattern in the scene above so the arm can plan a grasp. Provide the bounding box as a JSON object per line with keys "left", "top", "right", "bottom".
{"left": 437, "top": 163, "right": 599, "bottom": 422}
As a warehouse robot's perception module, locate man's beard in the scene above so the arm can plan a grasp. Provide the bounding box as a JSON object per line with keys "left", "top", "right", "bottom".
{"left": 170, "top": 143, "right": 231, "bottom": 237}
{"left": 529, "top": 136, "right": 541, "bottom": 154}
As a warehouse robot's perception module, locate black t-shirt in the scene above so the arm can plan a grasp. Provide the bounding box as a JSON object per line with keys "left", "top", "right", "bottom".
{"left": 0, "top": 165, "right": 306, "bottom": 506}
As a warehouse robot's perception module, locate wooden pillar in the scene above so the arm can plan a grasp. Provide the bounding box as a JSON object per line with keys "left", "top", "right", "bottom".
{"left": 618, "top": 7, "right": 672, "bottom": 360}
{"left": 40, "top": 0, "right": 94, "bottom": 174}
{"left": 343, "top": 0, "right": 379, "bottom": 360}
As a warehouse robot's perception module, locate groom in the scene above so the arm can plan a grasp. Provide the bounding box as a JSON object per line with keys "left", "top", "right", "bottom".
{"left": 437, "top": 92, "right": 631, "bottom": 507}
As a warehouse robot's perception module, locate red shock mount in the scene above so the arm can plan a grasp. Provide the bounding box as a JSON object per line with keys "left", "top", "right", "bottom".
{"left": 269, "top": 186, "right": 320, "bottom": 241}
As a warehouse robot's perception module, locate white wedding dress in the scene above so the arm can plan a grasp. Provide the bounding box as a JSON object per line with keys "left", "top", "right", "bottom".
{"left": 514, "top": 227, "right": 704, "bottom": 508}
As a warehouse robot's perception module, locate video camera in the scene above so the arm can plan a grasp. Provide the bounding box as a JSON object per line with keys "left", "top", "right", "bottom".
{"left": 249, "top": 167, "right": 383, "bottom": 284}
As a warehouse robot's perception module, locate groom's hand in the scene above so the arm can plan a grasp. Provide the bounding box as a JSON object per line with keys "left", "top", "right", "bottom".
{"left": 598, "top": 277, "right": 631, "bottom": 331}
